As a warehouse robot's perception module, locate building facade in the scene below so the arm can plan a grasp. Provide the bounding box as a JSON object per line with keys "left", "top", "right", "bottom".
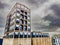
{"left": 4, "top": 3, "right": 31, "bottom": 38}
{"left": 3, "top": 3, "right": 52, "bottom": 45}
{"left": 53, "top": 34, "right": 60, "bottom": 45}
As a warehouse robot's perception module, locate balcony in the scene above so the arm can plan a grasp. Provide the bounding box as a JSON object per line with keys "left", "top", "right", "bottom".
{"left": 10, "top": 19, "right": 15, "bottom": 25}
{"left": 9, "top": 25, "right": 15, "bottom": 31}
{"left": 20, "top": 25, "right": 23, "bottom": 31}
{"left": 20, "top": 20, "right": 24, "bottom": 24}
{"left": 24, "top": 21, "right": 27, "bottom": 25}
{"left": 28, "top": 32, "right": 31, "bottom": 38}
{"left": 16, "top": 13, "right": 20, "bottom": 18}
{"left": 36, "top": 33, "right": 39, "bottom": 37}
{"left": 27, "top": 26, "right": 31, "bottom": 31}
{"left": 10, "top": 13, "right": 15, "bottom": 20}
{"left": 14, "top": 32, "right": 19, "bottom": 38}
{"left": 16, "top": 19, "right": 20, "bottom": 23}
{"left": 24, "top": 32, "right": 27, "bottom": 38}
{"left": 15, "top": 24, "right": 19, "bottom": 30}
{"left": 24, "top": 26, "right": 27, "bottom": 31}
{"left": 20, "top": 32, "right": 23, "bottom": 38}
{"left": 21, "top": 10, "right": 24, "bottom": 13}
{"left": 32, "top": 32, "right": 36, "bottom": 38}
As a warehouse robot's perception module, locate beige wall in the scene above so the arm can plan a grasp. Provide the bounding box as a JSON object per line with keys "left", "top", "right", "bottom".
{"left": 32, "top": 37, "right": 52, "bottom": 45}
{"left": 3, "top": 38, "right": 13, "bottom": 45}
{"left": 13, "top": 38, "right": 31, "bottom": 45}
{"left": 3, "top": 38, "right": 31, "bottom": 45}
{"left": 3, "top": 37, "right": 52, "bottom": 45}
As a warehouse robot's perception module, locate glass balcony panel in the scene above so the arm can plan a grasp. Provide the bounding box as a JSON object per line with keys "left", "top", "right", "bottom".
{"left": 10, "top": 19, "right": 15, "bottom": 25}
{"left": 20, "top": 25, "right": 23, "bottom": 31}
{"left": 24, "top": 21, "right": 27, "bottom": 25}
{"left": 16, "top": 19, "right": 20, "bottom": 23}
{"left": 28, "top": 21, "right": 30, "bottom": 25}
{"left": 32, "top": 32, "right": 35, "bottom": 37}
{"left": 16, "top": 13, "right": 20, "bottom": 17}
{"left": 21, "top": 10, "right": 24, "bottom": 13}
{"left": 36, "top": 33, "right": 39, "bottom": 37}
{"left": 10, "top": 25, "right": 15, "bottom": 30}
{"left": 20, "top": 20, "right": 23, "bottom": 24}
{"left": 14, "top": 32, "right": 19, "bottom": 38}
{"left": 15, "top": 25, "right": 19, "bottom": 30}
{"left": 8, "top": 32, "right": 14, "bottom": 35}
{"left": 20, "top": 32, "right": 23, "bottom": 38}
{"left": 11, "top": 14, "right": 15, "bottom": 20}
{"left": 25, "top": 12, "right": 27, "bottom": 15}
{"left": 24, "top": 26, "right": 27, "bottom": 31}
{"left": 28, "top": 26, "right": 30, "bottom": 31}
{"left": 24, "top": 32, "right": 27, "bottom": 38}
{"left": 27, "top": 17, "right": 30, "bottom": 20}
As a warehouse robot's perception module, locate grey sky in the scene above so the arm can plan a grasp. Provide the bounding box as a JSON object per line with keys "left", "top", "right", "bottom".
{"left": 0, "top": 0, "right": 60, "bottom": 36}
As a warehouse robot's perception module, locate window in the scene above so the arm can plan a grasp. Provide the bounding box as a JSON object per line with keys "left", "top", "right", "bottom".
{"left": 11, "top": 13, "right": 15, "bottom": 20}
{"left": 21, "top": 10, "right": 24, "bottom": 13}
{"left": 8, "top": 32, "right": 14, "bottom": 38}
{"left": 36, "top": 33, "right": 39, "bottom": 37}
{"left": 24, "top": 32, "right": 27, "bottom": 38}
{"left": 22, "top": 15, "right": 24, "bottom": 19}
{"left": 27, "top": 17, "right": 30, "bottom": 20}
{"left": 53, "top": 39, "right": 55, "bottom": 43}
{"left": 28, "top": 21, "right": 30, "bottom": 25}
{"left": 24, "top": 21, "right": 27, "bottom": 25}
{"left": 16, "top": 19, "right": 20, "bottom": 23}
{"left": 17, "top": 10, "right": 20, "bottom": 13}
{"left": 20, "top": 32, "right": 23, "bottom": 38}
{"left": 25, "top": 12, "right": 27, "bottom": 15}
{"left": 28, "top": 26, "right": 30, "bottom": 31}
{"left": 24, "top": 26, "right": 27, "bottom": 31}
{"left": 32, "top": 32, "right": 35, "bottom": 37}
{"left": 28, "top": 32, "right": 31, "bottom": 38}
{"left": 24, "top": 16, "right": 27, "bottom": 20}
{"left": 17, "top": 4, "right": 20, "bottom": 8}
{"left": 39, "top": 33, "right": 41, "bottom": 37}
{"left": 15, "top": 25, "right": 19, "bottom": 30}
{"left": 20, "top": 20, "right": 23, "bottom": 24}
{"left": 14, "top": 32, "right": 19, "bottom": 38}
{"left": 20, "top": 25, "right": 23, "bottom": 31}
{"left": 10, "top": 25, "right": 15, "bottom": 30}
{"left": 16, "top": 13, "right": 20, "bottom": 17}
{"left": 10, "top": 19, "right": 15, "bottom": 25}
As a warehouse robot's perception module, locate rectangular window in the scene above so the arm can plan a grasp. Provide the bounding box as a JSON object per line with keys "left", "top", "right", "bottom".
{"left": 20, "top": 25, "right": 23, "bottom": 31}
{"left": 24, "top": 26, "right": 27, "bottom": 31}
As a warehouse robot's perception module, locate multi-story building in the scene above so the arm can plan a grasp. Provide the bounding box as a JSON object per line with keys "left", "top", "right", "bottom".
{"left": 4, "top": 3, "right": 31, "bottom": 38}
{"left": 52, "top": 34, "right": 60, "bottom": 45}
{"left": 3, "top": 3, "right": 31, "bottom": 45}
{"left": 3, "top": 3, "right": 52, "bottom": 45}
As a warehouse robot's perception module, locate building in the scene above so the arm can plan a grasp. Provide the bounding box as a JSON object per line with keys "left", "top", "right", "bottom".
{"left": 3, "top": 3, "right": 52, "bottom": 45}
{"left": 52, "top": 34, "right": 60, "bottom": 45}
{"left": 31, "top": 31, "right": 52, "bottom": 45}
{"left": 3, "top": 3, "right": 31, "bottom": 45}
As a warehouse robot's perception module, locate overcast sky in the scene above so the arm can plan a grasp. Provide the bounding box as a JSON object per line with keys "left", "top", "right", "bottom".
{"left": 0, "top": 0, "right": 60, "bottom": 36}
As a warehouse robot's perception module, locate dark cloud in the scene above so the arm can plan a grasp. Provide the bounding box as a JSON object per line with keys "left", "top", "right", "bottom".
{"left": 50, "top": 4, "right": 60, "bottom": 17}
{"left": 0, "top": 1, "right": 8, "bottom": 9}
{"left": 26, "top": 0, "right": 48, "bottom": 9}
{"left": 0, "top": 16, "right": 5, "bottom": 27}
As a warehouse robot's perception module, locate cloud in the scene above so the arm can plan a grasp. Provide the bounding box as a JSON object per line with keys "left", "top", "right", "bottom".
{"left": 0, "top": 1, "right": 8, "bottom": 9}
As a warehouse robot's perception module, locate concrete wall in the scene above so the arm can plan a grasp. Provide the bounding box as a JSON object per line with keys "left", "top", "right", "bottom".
{"left": 3, "top": 38, "right": 31, "bottom": 45}
{"left": 32, "top": 37, "right": 52, "bottom": 45}
{"left": 3, "top": 38, "right": 13, "bottom": 45}
{"left": 13, "top": 38, "right": 31, "bottom": 45}
{"left": 3, "top": 37, "right": 52, "bottom": 45}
